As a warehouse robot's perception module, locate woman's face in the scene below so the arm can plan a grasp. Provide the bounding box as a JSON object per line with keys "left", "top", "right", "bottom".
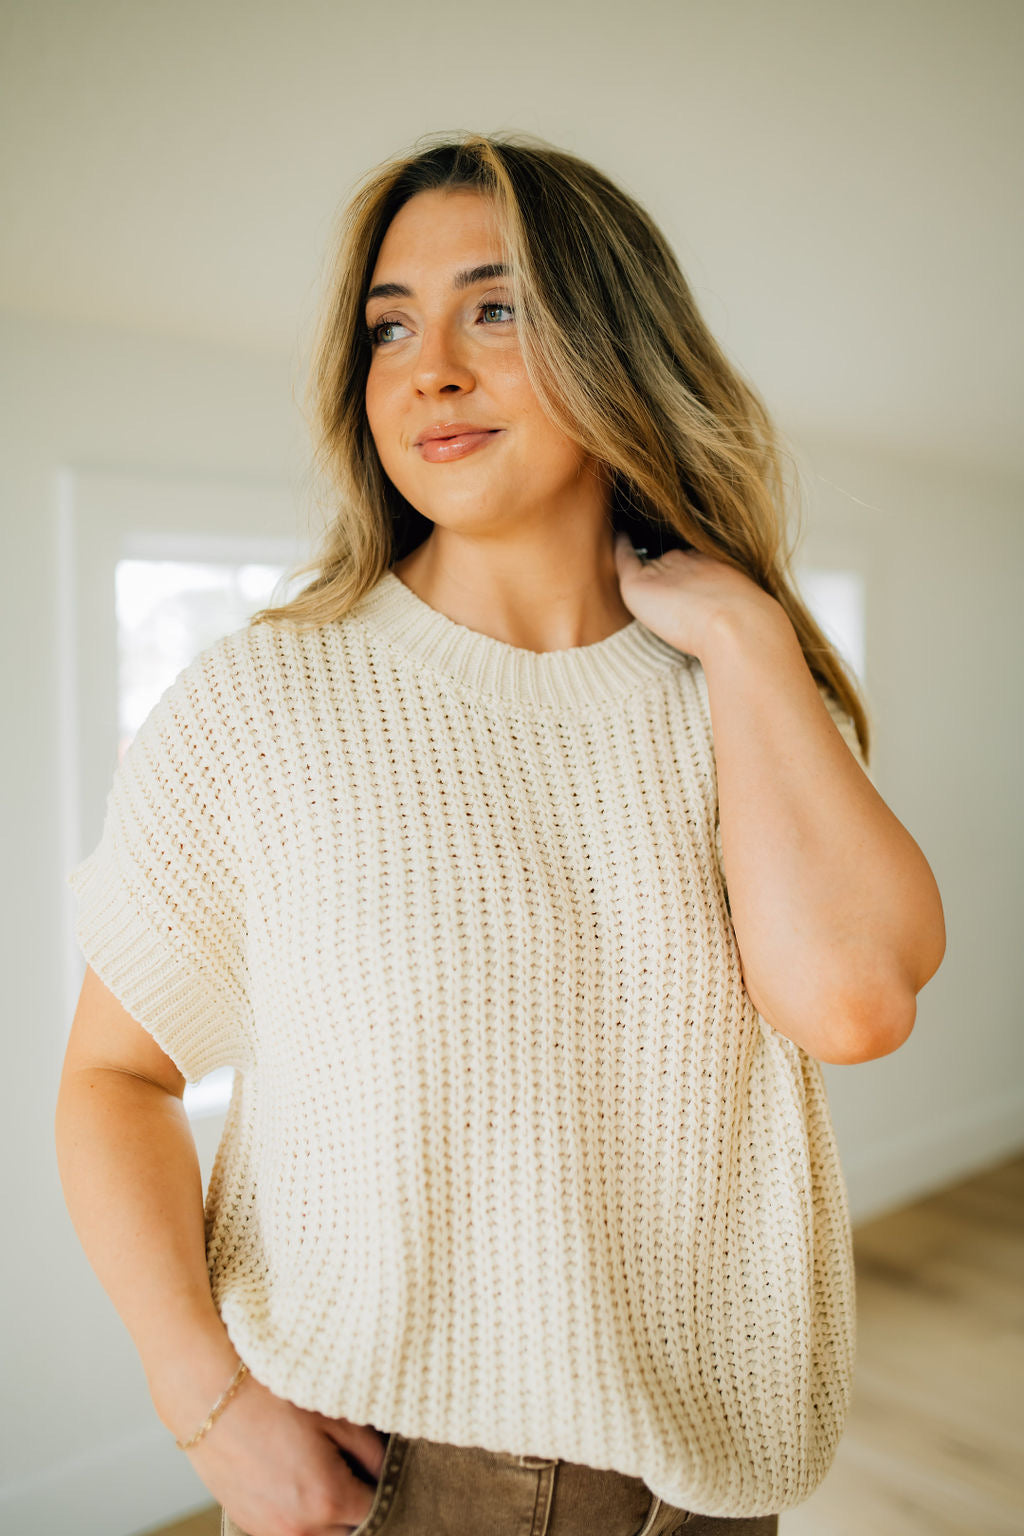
{"left": 363, "top": 188, "right": 603, "bottom": 536}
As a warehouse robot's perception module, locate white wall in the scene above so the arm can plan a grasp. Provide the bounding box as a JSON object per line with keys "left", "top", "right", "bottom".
{"left": 791, "top": 437, "right": 1024, "bottom": 1220}
{"left": 0, "top": 309, "right": 305, "bottom": 1535}
{"left": 1, "top": 308, "right": 1021, "bottom": 1533}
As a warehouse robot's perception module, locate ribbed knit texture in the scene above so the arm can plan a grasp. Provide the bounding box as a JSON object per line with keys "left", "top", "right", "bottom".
{"left": 68, "top": 569, "right": 860, "bottom": 1518}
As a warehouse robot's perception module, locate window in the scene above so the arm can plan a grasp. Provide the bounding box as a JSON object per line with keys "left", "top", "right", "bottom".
{"left": 115, "top": 557, "right": 291, "bottom": 758}
{"left": 796, "top": 566, "right": 867, "bottom": 682}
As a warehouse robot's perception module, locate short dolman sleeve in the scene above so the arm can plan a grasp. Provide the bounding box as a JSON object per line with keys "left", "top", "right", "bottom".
{"left": 67, "top": 644, "right": 252, "bottom": 1083}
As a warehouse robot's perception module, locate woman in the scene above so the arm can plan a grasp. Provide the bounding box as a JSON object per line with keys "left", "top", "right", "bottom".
{"left": 56, "top": 133, "right": 945, "bottom": 1536}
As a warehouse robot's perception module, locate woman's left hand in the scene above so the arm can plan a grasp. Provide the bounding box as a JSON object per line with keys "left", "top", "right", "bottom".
{"left": 613, "top": 532, "right": 786, "bottom": 659}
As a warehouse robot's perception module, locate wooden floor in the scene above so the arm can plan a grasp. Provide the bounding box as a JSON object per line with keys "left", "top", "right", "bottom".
{"left": 144, "top": 1154, "right": 1024, "bottom": 1536}
{"left": 783, "top": 1152, "right": 1023, "bottom": 1536}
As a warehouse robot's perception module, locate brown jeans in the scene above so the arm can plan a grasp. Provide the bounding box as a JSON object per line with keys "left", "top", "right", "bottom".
{"left": 220, "top": 1429, "right": 779, "bottom": 1535}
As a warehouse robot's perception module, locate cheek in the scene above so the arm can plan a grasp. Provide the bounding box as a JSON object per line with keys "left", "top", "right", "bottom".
{"left": 495, "top": 359, "right": 582, "bottom": 464}
{"left": 493, "top": 352, "right": 533, "bottom": 406}
{"left": 363, "top": 370, "right": 388, "bottom": 436}
{"left": 364, "top": 378, "right": 403, "bottom": 474}
{"left": 532, "top": 417, "right": 588, "bottom": 475}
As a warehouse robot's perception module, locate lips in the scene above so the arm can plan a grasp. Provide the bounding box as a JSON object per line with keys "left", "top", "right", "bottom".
{"left": 416, "top": 427, "right": 503, "bottom": 464}
{"left": 415, "top": 421, "right": 496, "bottom": 446}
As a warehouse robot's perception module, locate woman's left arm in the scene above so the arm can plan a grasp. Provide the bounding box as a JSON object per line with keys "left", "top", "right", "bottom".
{"left": 615, "top": 536, "right": 946, "bottom": 1065}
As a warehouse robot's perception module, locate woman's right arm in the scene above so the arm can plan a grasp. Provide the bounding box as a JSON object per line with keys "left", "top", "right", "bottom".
{"left": 54, "top": 964, "right": 386, "bottom": 1536}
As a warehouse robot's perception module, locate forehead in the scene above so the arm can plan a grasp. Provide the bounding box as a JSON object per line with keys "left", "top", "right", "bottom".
{"left": 369, "top": 188, "right": 505, "bottom": 281}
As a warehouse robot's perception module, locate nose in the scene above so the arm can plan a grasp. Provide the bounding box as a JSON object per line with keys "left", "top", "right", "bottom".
{"left": 411, "top": 321, "right": 476, "bottom": 397}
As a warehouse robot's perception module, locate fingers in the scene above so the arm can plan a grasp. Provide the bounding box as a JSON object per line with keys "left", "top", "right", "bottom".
{"left": 318, "top": 1416, "right": 390, "bottom": 1481}
{"left": 614, "top": 533, "right": 654, "bottom": 571}
{"left": 337, "top": 1469, "right": 377, "bottom": 1531}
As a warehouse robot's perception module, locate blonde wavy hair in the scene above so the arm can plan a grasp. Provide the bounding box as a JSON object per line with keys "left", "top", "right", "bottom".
{"left": 253, "top": 129, "right": 869, "bottom": 758}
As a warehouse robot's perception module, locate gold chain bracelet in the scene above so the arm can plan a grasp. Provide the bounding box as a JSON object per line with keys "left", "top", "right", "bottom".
{"left": 175, "top": 1359, "right": 250, "bottom": 1451}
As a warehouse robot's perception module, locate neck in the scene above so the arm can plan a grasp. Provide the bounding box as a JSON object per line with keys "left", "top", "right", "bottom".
{"left": 391, "top": 529, "right": 634, "bottom": 654}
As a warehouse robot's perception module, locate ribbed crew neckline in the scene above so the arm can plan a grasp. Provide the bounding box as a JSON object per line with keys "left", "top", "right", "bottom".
{"left": 348, "top": 569, "right": 686, "bottom": 710}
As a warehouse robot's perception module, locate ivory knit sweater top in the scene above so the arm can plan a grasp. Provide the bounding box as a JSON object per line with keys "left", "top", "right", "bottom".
{"left": 68, "top": 569, "right": 861, "bottom": 1519}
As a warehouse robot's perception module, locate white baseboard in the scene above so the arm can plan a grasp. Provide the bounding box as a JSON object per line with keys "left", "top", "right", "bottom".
{"left": 0, "top": 1421, "right": 212, "bottom": 1536}
{"left": 841, "top": 1088, "right": 1024, "bottom": 1226}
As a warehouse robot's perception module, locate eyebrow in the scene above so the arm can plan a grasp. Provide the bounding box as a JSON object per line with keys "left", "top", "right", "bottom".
{"left": 364, "top": 262, "right": 508, "bottom": 306}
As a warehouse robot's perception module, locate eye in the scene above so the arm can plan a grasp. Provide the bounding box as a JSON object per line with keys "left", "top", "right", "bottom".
{"left": 479, "top": 301, "right": 515, "bottom": 325}
{"left": 364, "top": 300, "right": 516, "bottom": 349}
{"left": 365, "top": 316, "right": 410, "bottom": 347}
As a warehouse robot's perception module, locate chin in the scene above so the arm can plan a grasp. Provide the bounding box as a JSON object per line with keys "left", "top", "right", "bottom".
{"left": 415, "top": 487, "right": 512, "bottom": 526}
